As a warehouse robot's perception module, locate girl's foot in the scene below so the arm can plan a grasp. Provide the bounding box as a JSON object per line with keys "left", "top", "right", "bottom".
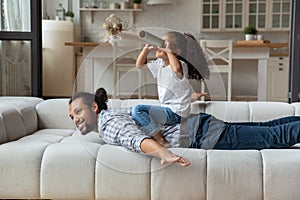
{"left": 152, "top": 131, "right": 170, "bottom": 148}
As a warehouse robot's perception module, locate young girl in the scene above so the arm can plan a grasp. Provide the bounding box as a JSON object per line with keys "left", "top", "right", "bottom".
{"left": 132, "top": 31, "right": 209, "bottom": 147}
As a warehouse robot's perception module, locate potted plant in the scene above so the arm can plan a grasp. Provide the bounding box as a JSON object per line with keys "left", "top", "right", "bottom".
{"left": 244, "top": 26, "right": 257, "bottom": 41}
{"left": 65, "top": 11, "right": 74, "bottom": 22}
{"left": 133, "top": 0, "right": 142, "bottom": 9}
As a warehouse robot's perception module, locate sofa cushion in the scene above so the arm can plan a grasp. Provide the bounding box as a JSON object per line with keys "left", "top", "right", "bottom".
{"left": 262, "top": 149, "right": 300, "bottom": 200}
{"left": 206, "top": 150, "right": 263, "bottom": 200}
{"left": 0, "top": 96, "right": 43, "bottom": 106}
{"left": 40, "top": 132, "right": 102, "bottom": 200}
{"left": 35, "top": 99, "right": 75, "bottom": 130}
{"left": 292, "top": 102, "right": 300, "bottom": 116}
{"left": 151, "top": 148, "right": 207, "bottom": 200}
{"left": 204, "top": 101, "right": 250, "bottom": 122}
{"left": 95, "top": 145, "right": 152, "bottom": 200}
{"left": 120, "top": 99, "right": 161, "bottom": 108}
{"left": 249, "top": 102, "right": 294, "bottom": 122}
{"left": 0, "top": 141, "right": 48, "bottom": 199}
{"left": 0, "top": 98, "right": 42, "bottom": 144}
{"left": 0, "top": 102, "right": 38, "bottom": 143}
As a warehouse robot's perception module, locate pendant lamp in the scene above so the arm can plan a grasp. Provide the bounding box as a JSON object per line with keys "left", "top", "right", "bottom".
{"left": 147, "top": 0, "right": 174, "bottom": 5}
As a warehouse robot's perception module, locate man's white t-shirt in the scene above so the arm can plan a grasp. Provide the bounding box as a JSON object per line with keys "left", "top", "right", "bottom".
{"left": 147, "top": 58, "right": 192, "bottom": 118}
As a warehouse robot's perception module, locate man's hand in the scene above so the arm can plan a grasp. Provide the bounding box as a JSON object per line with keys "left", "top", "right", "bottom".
{"left": 140, "top": 138, "right": 190, "bottom": 167}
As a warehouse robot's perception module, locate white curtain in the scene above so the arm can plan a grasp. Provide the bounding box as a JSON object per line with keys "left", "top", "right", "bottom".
{"left": 3, "top": 0, "right": 30, "bottom": 31}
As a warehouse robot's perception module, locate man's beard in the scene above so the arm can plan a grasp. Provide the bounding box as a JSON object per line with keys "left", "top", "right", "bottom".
{"left": 77, "top": 121, "right": 94, "bottom": 135}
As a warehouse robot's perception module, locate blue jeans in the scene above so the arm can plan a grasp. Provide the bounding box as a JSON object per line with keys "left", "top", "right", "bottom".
{"left": 190, "top": 113, "right": 300, "bottom": 150}
{"left": 131, "top": 105, "right": 181, "bottom": 136}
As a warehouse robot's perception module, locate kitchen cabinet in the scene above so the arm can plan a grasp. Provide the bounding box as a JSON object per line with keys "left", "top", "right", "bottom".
{"left": 267, "top": 56, "right": 289, "bottom": 102}
{"left": 200, "top": 0, "right": 244, "bottom": 31}
{"left": 247, "top": 0, "right": 291, "bottom": 31}
{"left": 200, "top": 0, "right": 291, "bottom": 32}
{"left": 247, "top": 0, "right": 267, "bottom": 29}
{"left": 270, "top": 0, "right": 291, "bottom": 30}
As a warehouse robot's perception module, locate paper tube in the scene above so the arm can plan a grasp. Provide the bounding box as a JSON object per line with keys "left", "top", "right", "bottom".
{"left": 138, "top": 30, "right": 165, "bottom": 47}
{"left": 120, "top": 31, "right": 146, "bottom": 43}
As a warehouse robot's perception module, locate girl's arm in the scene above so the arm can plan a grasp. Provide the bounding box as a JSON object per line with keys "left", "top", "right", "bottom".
{"left": 166, "top": 50, "right": 184, "bottom": 79}
{"left": 164, "top": 41, "right": 183, "bottom": 79}
{"left": 136, "top": 44, "right": 153, "bottom": 70}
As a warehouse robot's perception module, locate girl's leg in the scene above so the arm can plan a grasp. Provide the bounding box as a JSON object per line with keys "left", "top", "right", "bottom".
{"left": 131, "top": 104, "right": 160, "bottom": 136}
{"left": 132, "top": 105, "right": 180, "bottom": 147}
{"left": 214, "top": 120, "right": 300, "bottom": 150}
{"left": 132, "top": 105, "right": 181, "bottom": 134}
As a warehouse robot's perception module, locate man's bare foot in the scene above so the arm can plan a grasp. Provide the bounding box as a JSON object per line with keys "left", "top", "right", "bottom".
{"left": 152, "top": 131, "right": 170, "bottom": 148}
{"left": 159, "top": 149, "right": 190, "bottom": 167}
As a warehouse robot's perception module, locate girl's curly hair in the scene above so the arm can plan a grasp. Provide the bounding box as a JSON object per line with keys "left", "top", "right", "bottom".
{"left": 166, "top": 31, "right": 210, "bottom": 81}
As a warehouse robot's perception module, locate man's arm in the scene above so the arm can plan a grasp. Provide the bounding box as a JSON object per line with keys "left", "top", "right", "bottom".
{"left": 100, "top": 113, "right": 190, "bottom": 167}
{"left": 140, "top": 138, "right": 190, "bottom": 167}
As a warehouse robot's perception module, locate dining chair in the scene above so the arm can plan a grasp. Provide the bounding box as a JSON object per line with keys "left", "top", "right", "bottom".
{"left": 112, "top": 41, "right": 146, "bottom": 99}
{"left": 199, "top": 40, "right": 233, "bottom": 101}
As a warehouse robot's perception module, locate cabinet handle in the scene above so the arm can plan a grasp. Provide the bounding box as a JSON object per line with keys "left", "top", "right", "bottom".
{"left": 279, "top": 57, "right": 284, "bottom": 60}
{"left": 279, "top": 63, "right": 284, "bottom": 66}
{"left": 279, "top": 67, "right": 284, "bottom": 71}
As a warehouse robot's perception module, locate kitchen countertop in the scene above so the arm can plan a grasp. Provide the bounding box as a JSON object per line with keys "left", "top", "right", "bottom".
{"left": 64, "top": 42, "right": 111, "bottom": 47}
{"left": 66, "top": 41, "right": 289, "bottom": 57}
{"left": 65, "top": 41, "right": 289, "bottom": 48}
{"left": 233, "top": 42, "right": 288, "bottom": 48}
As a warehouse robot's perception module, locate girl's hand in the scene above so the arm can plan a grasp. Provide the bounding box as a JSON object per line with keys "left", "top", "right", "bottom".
{"left": 164, "top": 40, "right": 172, "bottom": 52}
{"left": 143, "top": 43, "right": 156, "bottom": 51}
{"left": 158, "top": 41, "right": 174, "bottom": 54}
{"left": 192, "top": 92, "right": 208, "bottom": 101}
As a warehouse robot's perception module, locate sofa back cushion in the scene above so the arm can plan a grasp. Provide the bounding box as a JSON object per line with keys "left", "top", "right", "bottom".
{"left": 119, "top": 99, "right": 161, "bottom": 108}
{"left": 205, "top": 101, "right": 250, "bottom": 122}
{"left": 35, "top": 99, "right": 75, "bottom": 130}
{"left": 249, "top": 102, "right": 295, "bottom": 121}
{"left": 204, "top": 101, "right": 296, "bottom": 122}
{"left": 0, "top": 97, "right": 42, "bottom": 144}
{"left": 292, "top": 103, "right": 300, "bottom": 116}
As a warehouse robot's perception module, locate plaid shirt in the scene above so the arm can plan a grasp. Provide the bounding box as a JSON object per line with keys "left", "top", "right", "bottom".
{"left": 98, "top": 108, "right": 181, "bottom": 153}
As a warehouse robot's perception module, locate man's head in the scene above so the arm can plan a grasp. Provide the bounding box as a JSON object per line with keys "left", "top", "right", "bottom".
{"left": 69, "top": 92, "right": 99, "bottom": 134}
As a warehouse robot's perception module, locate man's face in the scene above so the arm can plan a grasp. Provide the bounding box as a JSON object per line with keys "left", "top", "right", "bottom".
{"left": 69, "top": 98, "right": 98, "bottom": 134}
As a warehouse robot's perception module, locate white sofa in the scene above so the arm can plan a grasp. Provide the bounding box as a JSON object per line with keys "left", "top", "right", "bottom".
{"left": 1, "top": 96, "right": 300, "bottom": 200}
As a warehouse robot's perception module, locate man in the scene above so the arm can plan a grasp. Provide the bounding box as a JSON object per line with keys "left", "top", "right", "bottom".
{"left": 69, "top": 91, "right": 300, "bottom": 167}
{"left": 69, "top": 91, "right": 190, "bottom": 167}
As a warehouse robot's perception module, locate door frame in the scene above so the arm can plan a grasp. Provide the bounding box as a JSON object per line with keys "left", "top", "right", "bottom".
{"left": 289, "top": 0, "right": 300, "bottom": 102}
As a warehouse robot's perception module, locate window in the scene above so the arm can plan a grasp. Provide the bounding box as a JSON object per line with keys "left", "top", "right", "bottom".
{"left": 0, "top": 0, "right": 42, "bottom": 96}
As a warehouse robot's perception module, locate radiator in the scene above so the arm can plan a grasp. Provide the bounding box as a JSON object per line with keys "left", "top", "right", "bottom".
{"left": 3, "top": 57, "right": 25, "bottom": 96}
